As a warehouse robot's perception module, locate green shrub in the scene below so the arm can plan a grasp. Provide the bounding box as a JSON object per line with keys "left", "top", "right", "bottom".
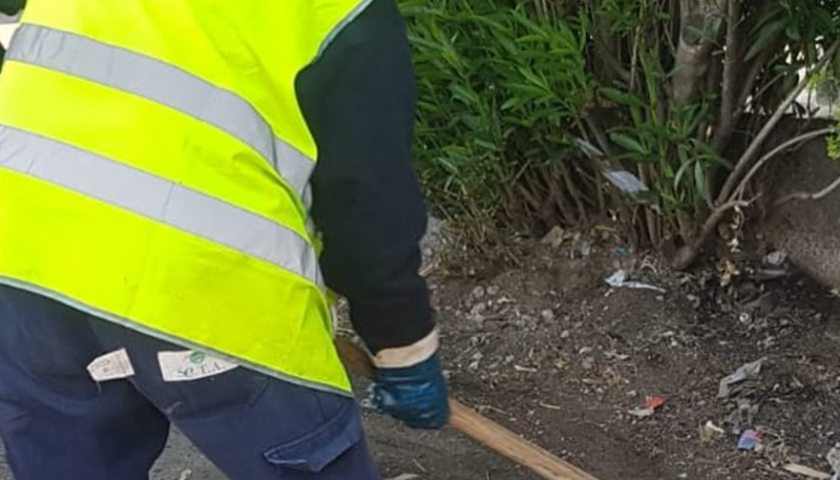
{"left": 403, "top": 0, "right": 840, "bottom": 264}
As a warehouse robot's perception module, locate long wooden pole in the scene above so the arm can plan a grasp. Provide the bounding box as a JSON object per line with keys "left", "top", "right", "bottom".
{"left": 335, "top": 338, "right": 600, "bottom": 480}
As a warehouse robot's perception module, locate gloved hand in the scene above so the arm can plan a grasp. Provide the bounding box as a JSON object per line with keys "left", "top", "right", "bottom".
{"left": 368, "top": 330, "right": 450, "bottom": 429}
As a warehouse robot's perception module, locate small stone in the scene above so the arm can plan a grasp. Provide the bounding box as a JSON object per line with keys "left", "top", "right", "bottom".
{"left": 582, "top": 357, "right": 595, "bottom": 370}
{"left": 765, "top": 250, "right": 787, "bottom": 266}
{"left": 541, "top": 226, "right": 566, "bottom": 248}
{"left": 471, "top": 286, "right": 486, "bottom": 300}
{"left": 541, "top": 309, "right": 556, "bottom": 322}
{"left": 561, "top": 330, "right": 571, "bottom": 339}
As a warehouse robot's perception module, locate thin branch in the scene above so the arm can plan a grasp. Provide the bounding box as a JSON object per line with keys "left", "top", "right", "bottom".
{"left": 775, "top": 174, "right": 840, "bottom": 207}
{"left": 715, "top": 40, "right": 840, "bottom": 206}
{"left": 736, "top": 71, "right": 785, "bottom": 117}
{"left": 716, "top": 0, "right": 742, "bottom": 144}
{"left": 733, "top": 41, "right": 776, "bottom": 114}
{"left": 593, "top": 35, "right": 633, "bottom": 85}
{"left": 734, "top": 127, "right": 834, "bottom": 199}
{"left": 583, "top": 113, "right": 614, "bottom": 157}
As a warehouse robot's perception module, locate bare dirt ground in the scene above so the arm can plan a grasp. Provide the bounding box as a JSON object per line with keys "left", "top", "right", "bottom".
{"left": 2, "top": 234, "right": 840, "bottom": 480}
{"left": 422, "top": 234, "right": 840, "bottom": 480}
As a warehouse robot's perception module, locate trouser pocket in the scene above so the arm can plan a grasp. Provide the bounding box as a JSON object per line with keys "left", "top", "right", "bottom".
{"left": 263, "top": 400, "right": 364, "bottom": 474}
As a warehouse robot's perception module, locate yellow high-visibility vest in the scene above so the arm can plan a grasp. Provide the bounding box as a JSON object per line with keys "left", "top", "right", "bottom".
{"left": 0, "top": 0, "right": 374, "bottom": 394}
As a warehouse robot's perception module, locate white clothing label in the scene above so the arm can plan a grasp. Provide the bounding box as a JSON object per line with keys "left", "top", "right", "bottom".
{"left": 158, "top": 351, "right": 238, "bottom": 382}
{"left": 87, "top": 348, "right": 135, "bottom": 382}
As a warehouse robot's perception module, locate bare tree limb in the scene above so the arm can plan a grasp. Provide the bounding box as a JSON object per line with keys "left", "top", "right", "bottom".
{"left": 671, "top": 198, "right": 754, "bottom": 270}
{"left": 733, "top": 127, "right": 834, "bottom": 199}
{"left": 774, "top": 174, "right": 840, "bottom": 207}
{"left": 715, "top": 40, "right": 840, "bottom": 206}
{"left": 710, "top": 48, "right": 776, "bottom": 153}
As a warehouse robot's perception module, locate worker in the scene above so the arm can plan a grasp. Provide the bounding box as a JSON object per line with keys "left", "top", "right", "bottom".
{"left": 0, "top": 0, "right": 449, "bottom": 479}
{"left": 0, "top": 1, "right": 21, "bottom": 67}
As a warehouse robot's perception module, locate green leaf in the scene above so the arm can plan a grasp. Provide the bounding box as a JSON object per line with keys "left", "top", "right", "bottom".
{"left": 674, "top": 160, "right": 691, "bottom": 190}
{"left": 449, "top": 84, "right": 478, "bottom": 105}
{"left": 785, "top": 24, "right": 801, "bottom": 41}
{"left": 746, "top": 19, "right": 787, "bottom": 60}
{"left": 694, "top": 161, "right": 706, "bottom": 198}
{"left": 610, "top": 132, "right": 647, "bottom": 155}
{"left": 600, "top": 87, "right": 646, "bottom": 109}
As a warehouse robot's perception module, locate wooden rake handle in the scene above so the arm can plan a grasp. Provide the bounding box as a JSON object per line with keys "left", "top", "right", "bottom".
{"left": 335, "top": 338, "right": 600, "bottom": 480}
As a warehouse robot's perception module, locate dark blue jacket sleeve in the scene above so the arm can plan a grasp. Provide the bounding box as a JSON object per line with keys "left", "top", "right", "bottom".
{"left": 296, "top": 0, "right": 435, "bottom": 354}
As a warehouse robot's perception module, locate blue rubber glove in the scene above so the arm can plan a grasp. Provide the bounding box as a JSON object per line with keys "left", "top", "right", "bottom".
{"left": 369, "top": 352, "right": 450, "bottom": 429}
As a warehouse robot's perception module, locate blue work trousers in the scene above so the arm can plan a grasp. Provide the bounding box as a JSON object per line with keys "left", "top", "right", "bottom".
{"left": 0, "top": 284, "right": 381, "bottom": 480}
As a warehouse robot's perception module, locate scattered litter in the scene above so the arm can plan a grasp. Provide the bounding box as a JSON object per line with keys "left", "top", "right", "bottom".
{"left": 827, "top": 444, "right": 840, "bottom": 475}
{"left": 718, "top": 259, "right": 740, "bottom": 287}
{"left": 514, "top": 365, "right": 538, "bottom": 373}
{"left": 783, "top": 464, "right": 832, "bottom": 479}
{"left": 616, "top": 245, "right": 630, "bottom": 258}
{"left": 628, "top": 396, "right": 664, "bottom": 418}
{"left": 177, "top": 469, "right": 193, "bottom": 480}
{"left": 737, "top": 429, "right": 763, "bottom": 451}
{"left": 765, "top": 251, "right": 788, "bottom": 266}
{"left": 699, "top": 421, "right": 726, "bottom": 443}
{"left": 572, "top": 137, "right": 604, "bottom": 159}
{"left": 604, "top": 170, "right": 649, "bottom": 195}
{"left": 540, "top": 226, "right": 566, "bottom": 249}
{"left": 538, "top": 401, "right": 563, "bottom": 411}
{"left": 718, "top": 359, "right": 764, "bottom": 398}
{"left": 605, "top": 270, "right": 666, "bottom": 293}
{"left": 386, "top": 475, "right": 420, "bottom": 480}
{"left": 627, "top": 407, "right": 654, "bottom": 418}
{"left": 646, "top": 396, "right": 665, "bottom": 410}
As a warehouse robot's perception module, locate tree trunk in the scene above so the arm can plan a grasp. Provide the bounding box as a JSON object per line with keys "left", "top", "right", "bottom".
{"left": 672, "top": 0, "right": 726, "bottom": 105}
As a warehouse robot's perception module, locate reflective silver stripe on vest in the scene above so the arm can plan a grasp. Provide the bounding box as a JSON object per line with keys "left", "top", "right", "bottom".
{"left": 7, "top": 24, "right": 315, "bottom": 204}
{"left": 0, "top": 126, "right": 322, "bottom": 285}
